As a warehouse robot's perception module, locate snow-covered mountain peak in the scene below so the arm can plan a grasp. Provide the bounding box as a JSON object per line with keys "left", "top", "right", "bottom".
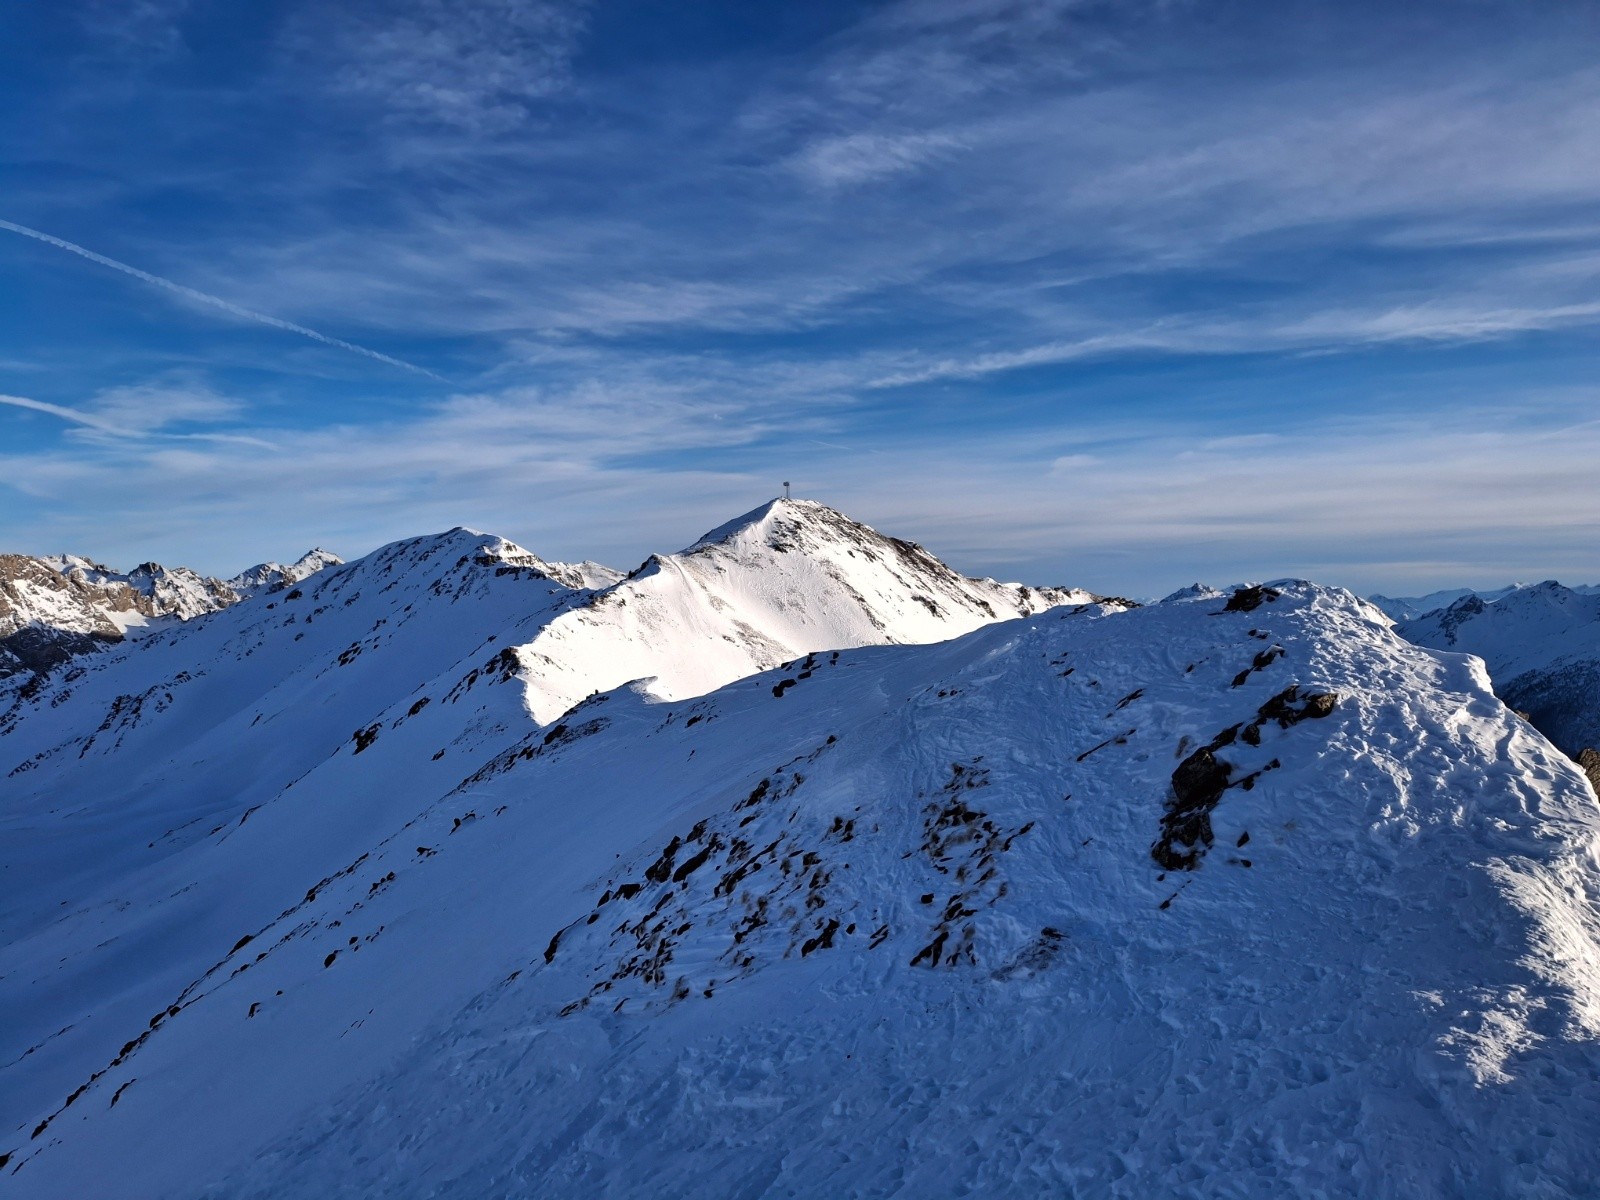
{"left": 503, "top": 499, "right": 1109, "bottom": 723}
{"left": 311, "top": 528, "right": 615, "bottom": 598}
{"left": 227, "top": 548, "right": 344, "bottom": 598}
{"left": 684, "top": 497, "right": 950, "bottom": 569}
{"left": 1407, "top": 580, "right": 1600, "bottom": 658}
{"left": 290, "top": 547, "right": 341, "bottom": 574}
{"left": 1160, "top": 582, "right": 1222, "bottom": 603}
{"left": 682, "top": 495, "right": 797, "bottom": 552}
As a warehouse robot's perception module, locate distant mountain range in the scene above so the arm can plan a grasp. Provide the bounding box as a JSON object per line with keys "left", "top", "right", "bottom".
{"left": 2, "top": 504, "right": 1598, "bottom": 1196}
{"left": 0, "top": 547, "right": 342, "bottom": 679}
{"left": 1370, "top": 581, "right": 1600, "bottom": 622}
{"left": 1395, "top": 581, "right": 1600, "bottom": 773}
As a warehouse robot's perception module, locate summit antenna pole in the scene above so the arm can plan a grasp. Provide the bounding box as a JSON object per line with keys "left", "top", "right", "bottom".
{"left": 783, "top": 481, "right": 791, "bottom": 500}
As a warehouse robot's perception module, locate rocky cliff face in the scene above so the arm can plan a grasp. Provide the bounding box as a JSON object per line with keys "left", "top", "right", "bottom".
{"left": 0, "top": 549, "right": 345, "bottom": 682}
{"left": 0, "top": 555, "right": 154, "bottom": 679}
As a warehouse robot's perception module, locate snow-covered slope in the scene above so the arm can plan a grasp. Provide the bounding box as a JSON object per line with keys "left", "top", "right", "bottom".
{"left": 0, "top": 500, "right": 1098, "bottom": 1157}
{"left": 0, "top": 529, "right": 598, "bottom": 952}
{"left": 3, "top": 581, "right": 1598, "bottom": 1197}
{"left": 1399, "top": 580, "right": 1600, "bottom": 758}
{"left": 505, "top": 498, "right": 1098, "bottom": 722}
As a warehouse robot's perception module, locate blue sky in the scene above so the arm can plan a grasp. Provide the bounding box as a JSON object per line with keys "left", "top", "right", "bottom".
{"left": 1, "top": 0, "right": 1598, "bottom": 597}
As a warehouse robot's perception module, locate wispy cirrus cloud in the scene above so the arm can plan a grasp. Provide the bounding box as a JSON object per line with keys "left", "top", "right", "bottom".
{"left": 863, "top": 299, "right": 1600, "bottom": 388}
{"left": 788, "top": 131, "right": 965, "bottom": 189}
{"left": 74, "top": 0, "right": 192, "bottom": 61}
{"left": 7, "top": 1, "right": 1600, "bottom": 594}
{"left": 165, "top": 27, "right": 1600, "bottom": 365}
{"left": 0, "top": 393, "right": 139, "bottom": 437}
{"left": 281, "top": 0, "right": 589, "bottom": 133}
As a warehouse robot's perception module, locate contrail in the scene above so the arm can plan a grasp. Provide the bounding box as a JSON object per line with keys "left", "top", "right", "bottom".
{"left": 0, "top": 218, "right": 445, "bottom": 381}
{"left": 0, "top": 392, "right": 133, "bottom": 435}
{"left": 0, "top": 392, "right": 277, "bottom": 448}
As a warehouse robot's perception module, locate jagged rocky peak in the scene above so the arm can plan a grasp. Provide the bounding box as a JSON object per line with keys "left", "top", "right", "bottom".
{"left": 1, "top": 543, "right": 346, "bottom": 683}
{"left": 0, "top": 554, "right": 140, "bottom": 678}
{"left": 38, "top": 553, "right": 238, "bottom": 621}
{"left": 228, "top": 548, "right": 344, "bottom": 598}
{"left": 0, "top": 552, "right": 240, "bottom": 680}
{"left": 123, "top": 562, "right": 238, "bottom": 620}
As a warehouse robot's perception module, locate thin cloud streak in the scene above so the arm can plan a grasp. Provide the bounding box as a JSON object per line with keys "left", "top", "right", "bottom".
{"left": 865, "top": 301, "right": 1600, "bottom": 388}
{"left": 0, "top": 393, "right": 135, "bottom": 436}
{"left": 0, "top": 390, "right": 275, "bottom": 448}
{"left": 0, "top": 219, "right": 445, "bottom": 381}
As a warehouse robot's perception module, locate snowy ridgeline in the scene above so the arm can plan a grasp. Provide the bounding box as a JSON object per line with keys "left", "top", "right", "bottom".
{"left": 0, "top": 505, "right": 1599, "bottom": 1196}
{"left": 1370, "top": 581, "right": 1600, "bottom": 623}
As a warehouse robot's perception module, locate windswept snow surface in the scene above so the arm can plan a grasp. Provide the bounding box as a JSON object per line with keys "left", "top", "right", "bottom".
{"left": 1399, "top": 581, "right": 1600, "bottom": 756}
{"left": 3, "top": 580, "right": 1600, "bottom": 1196}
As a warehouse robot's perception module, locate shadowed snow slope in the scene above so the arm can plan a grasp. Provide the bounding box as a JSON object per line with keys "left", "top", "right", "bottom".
{"left": 3, "top": 581, "right": 1599, "bottom": 1197}
{"left": 1399, "top": 581, "right": 1600, "bottom": 756}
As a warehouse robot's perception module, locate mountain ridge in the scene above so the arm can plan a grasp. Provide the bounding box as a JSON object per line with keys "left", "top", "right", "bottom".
{"left": 1398, "top": 579, "right": 1600, "bottom": 763}
{"left": 0, "top": 500, "right": 1106, "bottom": 1136}
{"left": 5, "top": 578, "right": 1599, "bottom": 1196}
